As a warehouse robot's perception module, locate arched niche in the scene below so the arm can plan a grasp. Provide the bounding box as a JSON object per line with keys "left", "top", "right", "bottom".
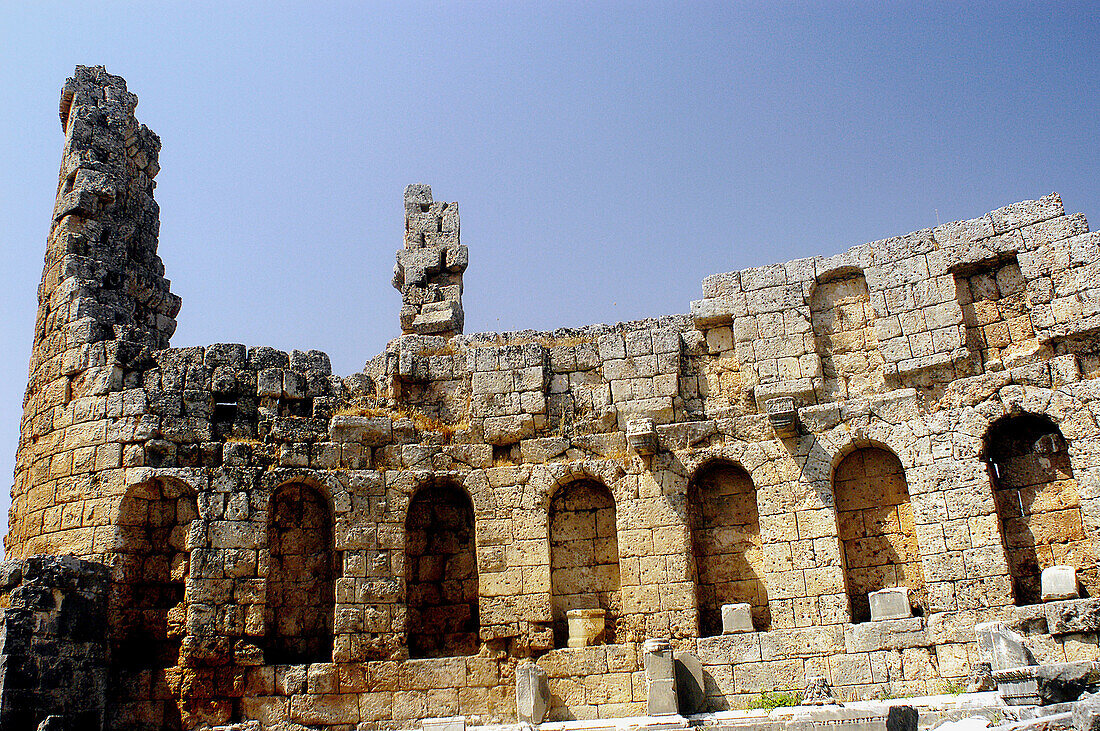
{"left": 111, "top": 478, "right": 197, "bottom": 670}
{"left": 810, "top": 269, "right": 884, "bottom": 401}
{"left": 688, "top": 460, "right": 769, "bottom": 634}
{"left": 265, "top": 482, "right": 336, "bottom": 664}
{"left": 984, "top": 412, "right": 1096, "bottom": 604}
{"left": 834, "top": 446, "right": 925, "bottom": 622}
{"left": 405, "top": 480, "right": 480, "bottom": 658}
{"left": 549, "top": 478, "right": 621, "bottom": 648}
{"left": 110, "top": 478, "right": 196, "bottom": 731}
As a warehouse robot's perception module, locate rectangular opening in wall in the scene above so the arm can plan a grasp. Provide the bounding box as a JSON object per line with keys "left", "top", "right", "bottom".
{"left": 953, "top": 254, "right": 1037, "bottom": 370}
{"left": 213, "top": 396, "right": 238, "bottom": 439}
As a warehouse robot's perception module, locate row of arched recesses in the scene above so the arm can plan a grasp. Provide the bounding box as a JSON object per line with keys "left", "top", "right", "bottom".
{"left": 112, "top": 480, "right": 340, "bottom": 676}
{"left": 686, "top": 418, "right": 1098, "bottom": 631}
{"left": 686, "top": 450, "right": 926, "bottom": 632}
{"left": 112, "top": 411, "right": 1097, "bottom": 671}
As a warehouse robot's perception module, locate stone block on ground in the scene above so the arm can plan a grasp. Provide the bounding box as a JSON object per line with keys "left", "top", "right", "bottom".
{"left": 422, "top": 716, "right": 465, "bottom": 731}
{"left": 1035, "top": 662, "right": 1100, "bottom": 705}
{"left": 644, "top": 638, "right": 679, "bottom": 716}
{"left": 1074, "top": 691, "right": 1100, "bottom": 731}
{"left": 976, "top": 622, "right": 1035, "bottom": 671}
{"left": 515, "top": 661, "right": 549, "bottom": 724}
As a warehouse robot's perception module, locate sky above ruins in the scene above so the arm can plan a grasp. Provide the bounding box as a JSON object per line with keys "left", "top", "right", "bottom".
{"left": 2, "top": 2, "right": 1099, "bottom": 546}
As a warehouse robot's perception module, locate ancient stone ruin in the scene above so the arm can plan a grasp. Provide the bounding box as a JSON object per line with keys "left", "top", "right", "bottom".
{"left": 5, "top": 65, "right": 1100, "bottom": 730}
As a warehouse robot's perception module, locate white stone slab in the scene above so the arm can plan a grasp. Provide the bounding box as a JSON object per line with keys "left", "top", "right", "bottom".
{"left": 721, "top": 602, "right": 754, "bottom": 633}
{"left": 869, "top": 587, "right": 911, "bottom": 621}
{"left": 1041, "top": 565, "right": 1080, "bottom": 602}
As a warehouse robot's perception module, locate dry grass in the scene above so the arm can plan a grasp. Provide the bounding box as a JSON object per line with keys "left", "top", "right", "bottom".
{"left": 333, "top": 400, "right": 468, "bottom": 443}
{"left": 467, "top": 334, "right": 594, "bottom": 350}
{"left": 414, "top": 343, "right": 457, "bottom": 358}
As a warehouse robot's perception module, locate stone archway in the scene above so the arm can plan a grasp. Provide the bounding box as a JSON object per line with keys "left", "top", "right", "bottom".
{"left": 549, "top": 478, "right": 621, "bottom": 647}
{"left": 405, "top": 480, "right": 480, "bottom": 658}
{"left": 834, "top": 446, "right": 925, "bottom": 622}
{"left": 265, "top": 482, "right": 336, "bottom": 664}
{"left": 985, "top": 412, "right": 1097, "bottom": 604}
{"left": 688, "top": 460, "right": 769, "bottom": 634}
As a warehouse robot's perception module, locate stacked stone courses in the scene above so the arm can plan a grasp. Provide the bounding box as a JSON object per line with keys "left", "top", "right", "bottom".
{"left": 6, "top": 66, "right": 1100, "bottom": 729}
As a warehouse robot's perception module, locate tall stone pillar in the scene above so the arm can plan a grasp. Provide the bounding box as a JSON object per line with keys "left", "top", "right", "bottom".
{"left": 393, "top": 183, "right": 467, "bottom": 337}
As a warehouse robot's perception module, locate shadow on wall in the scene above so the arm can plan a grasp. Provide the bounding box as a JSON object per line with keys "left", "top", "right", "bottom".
{"left": 405, "top": 480, "right": 480, "bottom": 659}
{"left": 110, "top": 478, "right": 196, "bottom": 731}
{"left": 985, "top": 412, "right": 1097, "bottom": 604}
{"left": 265, "top": 482, "right": 337, "bottom": 665}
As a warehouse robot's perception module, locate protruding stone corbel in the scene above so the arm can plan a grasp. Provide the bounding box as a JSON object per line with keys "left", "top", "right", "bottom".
{"left": 765, "top": 396, "right": 799, "bottom": 436}
{"left": 627, "top": 417, "right": 658, "bottom": 455}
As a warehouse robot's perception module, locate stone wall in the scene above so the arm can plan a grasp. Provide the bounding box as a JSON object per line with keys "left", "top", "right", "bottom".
{"left": 8, "top": 67, "right": 1100, "bottom": 729}
{"left": 0, "top": 555, "right": 110, "bottom": 731}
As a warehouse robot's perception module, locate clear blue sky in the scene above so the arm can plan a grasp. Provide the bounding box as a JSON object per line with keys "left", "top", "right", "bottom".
{"left": 2, "top": 2, "right": 1099, "bottom": 545}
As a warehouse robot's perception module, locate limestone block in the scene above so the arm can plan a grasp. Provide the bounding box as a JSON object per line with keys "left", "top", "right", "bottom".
{"left": 627, "top": 418, "right": 658, "bottom": 455}
{"left": 615, "top": 396, "right": 674, "bottom": 427}
{"left": 567, "top": 609, "right": 605, "bottom": 648}
{"left": 445, "top": 245, "right": 468, "bottom": 273}
{"left": 483, "top": 414, "right": 535, "bottom": 445}
{"left": 722, "top": 603, "right": 754, "bottom": 634}
{"left": 765, "top": 395, "right": 798, "bottom": 436}
{"left": 1046, "top": 599, "right": 1100, "bottom": 635}
{"left": 976, "top": 622, "right": 1035, "bottom": 672}
{"left": 1043, "top": 565, "right": 1081, "bottom": 602}
{"left": 1033, "top": 661, "right": 1100, "bottom": 705}
{"left": 1074, "top": 691, "right": 1100, "bottom": 731}
{"left": 643, "top": 638, "right": 678, "bottom": 716}
{"left": 329, "top": 415, "right": 392, "bottom": 446}
{"left": 691, "top": 297, "right": 737, "bottom": 327}
{"left": 869, "top": 588, "right": 912, "bottom": 621}
{"left": 515, "top": 661, "right": 549, "bottom": 724}
{"left": 422, "top": 717, "right": 465, "bottom": 731}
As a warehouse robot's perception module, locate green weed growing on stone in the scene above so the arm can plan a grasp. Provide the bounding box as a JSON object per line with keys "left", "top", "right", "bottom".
{"left": 744, "top": 691, "right": 802, "bottom": 710}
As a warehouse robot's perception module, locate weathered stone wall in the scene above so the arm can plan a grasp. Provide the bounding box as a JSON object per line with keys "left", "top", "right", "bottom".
{"left": 0, "top": 555, "right": 110, "bottom": 731}
{"left": 8, "top": 67, "right": 1100, "bottom": 729}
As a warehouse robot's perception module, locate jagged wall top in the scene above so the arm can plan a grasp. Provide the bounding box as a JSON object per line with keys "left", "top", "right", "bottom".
{"left": 44, "top": 65, "right": 178, "bottom": 353}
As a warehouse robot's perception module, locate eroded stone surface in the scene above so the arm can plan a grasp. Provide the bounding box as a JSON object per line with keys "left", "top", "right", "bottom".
{"left": 8, "top": 66, "right": 1100, "bottom": 728}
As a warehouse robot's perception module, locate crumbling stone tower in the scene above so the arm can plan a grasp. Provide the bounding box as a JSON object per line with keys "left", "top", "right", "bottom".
{"left": 10, "top": 65, "right": 178, "bottom": 557}
{"left": 393, "top": 183, "right": 466, "bottom": 337}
